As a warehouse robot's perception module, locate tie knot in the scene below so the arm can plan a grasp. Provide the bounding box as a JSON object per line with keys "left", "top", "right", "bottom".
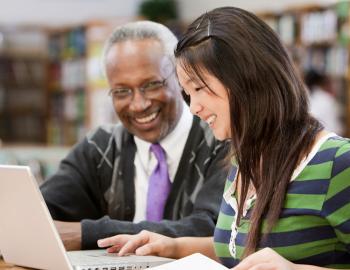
{"left": 150, "top": 143, "right": 166, "bottom": 162}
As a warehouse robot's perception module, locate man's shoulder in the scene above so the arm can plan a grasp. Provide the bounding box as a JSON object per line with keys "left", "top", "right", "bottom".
{"left": 86, "top": 123, "right": 123, "bottom": 137}
{"left": 182, "top": 117, "right": 228, "bottom": 162}
{"left": 85, "top": 123, "right": 132, "bottom": 150}
{"left": 190, "top": 117, "right": 221, "bottom": 147}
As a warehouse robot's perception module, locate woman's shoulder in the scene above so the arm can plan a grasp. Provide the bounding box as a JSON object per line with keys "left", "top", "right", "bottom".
{"left": 315, "top": 135, "right": 350, "bottom": 163}
{"left": 327, "top": 136, "right": 350, "bottom": 178}
{"left": 321, "top": 137, "right": 350, "bottom": 226}
{"left": 319, "top": 135, "right": 350, "bottom": 151}
{"left": 318, "top": 135, "right": 350, "bottom": 205}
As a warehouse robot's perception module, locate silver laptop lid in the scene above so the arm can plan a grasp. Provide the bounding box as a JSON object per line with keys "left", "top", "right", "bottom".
{"left": 0, "top": 165, "right": 173, "bottom": 270}
{"left": 0, "top": 165, "right": 72, "bottom": 270}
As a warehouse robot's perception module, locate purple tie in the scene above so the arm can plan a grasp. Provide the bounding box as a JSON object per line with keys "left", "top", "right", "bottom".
{"left": 146, "top": 143, "right": 171, "bottom": 221}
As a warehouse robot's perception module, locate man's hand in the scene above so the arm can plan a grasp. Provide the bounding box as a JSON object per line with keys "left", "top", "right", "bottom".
{"left": 54, "top": 220, "right": 82, "bottom": 251}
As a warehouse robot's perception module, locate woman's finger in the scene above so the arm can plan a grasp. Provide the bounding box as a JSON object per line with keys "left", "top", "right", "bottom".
{"left": 97, "top": 234, "right": 131, "bottom": 248}
{"left": 118, "top": 231, "right": 151, "bottom": 256}
{"left": 106, "top": 245, "right": 122, "bottom": 253}
{"left": 135, "top": 241, "right": 163, "bottom": 256}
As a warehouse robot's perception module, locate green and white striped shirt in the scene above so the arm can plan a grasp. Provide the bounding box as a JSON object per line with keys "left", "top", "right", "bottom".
{"left": 214, "top": 135, "right": 350, "bottom": 268}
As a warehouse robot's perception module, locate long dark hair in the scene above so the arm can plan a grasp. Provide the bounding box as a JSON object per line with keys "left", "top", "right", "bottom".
{"left": 175, "top": 7, "right": 322, "bottom": 257}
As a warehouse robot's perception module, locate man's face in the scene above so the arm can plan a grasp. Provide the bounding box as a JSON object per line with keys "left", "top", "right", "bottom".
{"left": 105, "top": 39, "right": 183, "bottom": 143}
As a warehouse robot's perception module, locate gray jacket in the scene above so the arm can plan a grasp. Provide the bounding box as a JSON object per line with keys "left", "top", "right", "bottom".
{"left": 41, "top": 117, "right": 228, "bottom": 249}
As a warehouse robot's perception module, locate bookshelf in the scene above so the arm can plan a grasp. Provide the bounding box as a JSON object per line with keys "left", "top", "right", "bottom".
{"left": 46, "top": 20, "right": 128, "bottom": 146}
{"left": 85, "top": 21, "right": 119, "bottom": 131}
{"left": 1, "top": 10, "right": 350, "bottom": 145}
{"left": 259, "top": 2, "right": 350, "bottom": 136}
{"left": 0, "top": 28, "right": 48, "bottom": 144}
{"left": 46, "top": 26, "right": 87, "bottom": 145}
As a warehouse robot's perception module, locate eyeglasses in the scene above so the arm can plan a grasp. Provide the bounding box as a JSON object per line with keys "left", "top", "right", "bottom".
{"left": 108, "top": 79, "right": 167, "bottom": 101}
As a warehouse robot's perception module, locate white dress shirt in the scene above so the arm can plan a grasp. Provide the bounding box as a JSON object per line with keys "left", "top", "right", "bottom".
{"left": 133, "top": 102, "right": 193, "bottom": 222}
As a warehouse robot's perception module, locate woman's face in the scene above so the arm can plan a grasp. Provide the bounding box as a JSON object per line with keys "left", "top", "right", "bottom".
{"left": 176, "top": 64, "right": 231, "bottom": 140}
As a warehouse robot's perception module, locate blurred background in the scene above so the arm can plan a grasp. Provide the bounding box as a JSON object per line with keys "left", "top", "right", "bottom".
{"left": 0, "top": 0, "right": 349, "bottom": 180}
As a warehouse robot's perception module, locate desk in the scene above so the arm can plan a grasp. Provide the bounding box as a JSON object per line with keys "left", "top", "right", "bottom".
{"left": 0, "top": 259, "right": 27, "bottom": 269}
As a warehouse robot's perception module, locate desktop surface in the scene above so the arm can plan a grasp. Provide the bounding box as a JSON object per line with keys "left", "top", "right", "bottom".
{"left": 0, "top": 258, "right": 27, "bottom": 269}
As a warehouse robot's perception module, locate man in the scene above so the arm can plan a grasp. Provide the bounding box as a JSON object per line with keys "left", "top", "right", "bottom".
{"left": 40, "top": 21, "right": 227, "bottom": 251}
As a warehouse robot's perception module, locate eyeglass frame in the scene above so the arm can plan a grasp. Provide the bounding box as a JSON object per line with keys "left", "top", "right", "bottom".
{"left": 108, "top": 77, "right": 169, "bottom": 102}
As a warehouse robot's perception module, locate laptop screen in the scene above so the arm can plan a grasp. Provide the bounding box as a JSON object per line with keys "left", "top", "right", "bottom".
{"left": 0, "top": 165, "right": 172, "bottom": 270}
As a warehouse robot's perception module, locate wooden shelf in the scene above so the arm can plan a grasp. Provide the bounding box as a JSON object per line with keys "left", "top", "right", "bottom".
{"left": 0, "top": 50, "right": 48, "bottom": 60}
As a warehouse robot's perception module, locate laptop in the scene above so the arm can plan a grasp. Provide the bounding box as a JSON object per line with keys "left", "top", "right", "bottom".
{"left": 0, "top": 165, "right": 173, "bottom": 270}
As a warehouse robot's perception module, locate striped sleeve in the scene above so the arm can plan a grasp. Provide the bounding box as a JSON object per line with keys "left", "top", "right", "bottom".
{"left": 322, "top": 142, "right": 350, "bottom": 252}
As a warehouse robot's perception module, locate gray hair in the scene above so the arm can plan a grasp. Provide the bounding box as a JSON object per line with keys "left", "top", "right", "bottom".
{"left": 102, "top": 20, "right": 178, "bottom": 76}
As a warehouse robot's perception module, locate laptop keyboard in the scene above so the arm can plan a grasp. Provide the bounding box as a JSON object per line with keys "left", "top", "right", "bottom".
{"left": 67, "top": 250, "right": 172, "bottom": 270}
{"left": 77, "top": 267, "right": 147, "bottom": 270}
{"left": 75, "top": 266, "right": 148, "bottom": 270}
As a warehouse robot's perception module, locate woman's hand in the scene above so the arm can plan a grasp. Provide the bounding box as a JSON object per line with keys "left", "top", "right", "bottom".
{"left": 97, "top": 230, "right": 178, "bottom": 258}
{"left": 233, "top": 248, "right": 296, "bottom": 270}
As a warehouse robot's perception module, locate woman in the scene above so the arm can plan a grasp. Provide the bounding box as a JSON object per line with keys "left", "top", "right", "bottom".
{"left": 98, "top": 7, "right": 350, "bottom": 269}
